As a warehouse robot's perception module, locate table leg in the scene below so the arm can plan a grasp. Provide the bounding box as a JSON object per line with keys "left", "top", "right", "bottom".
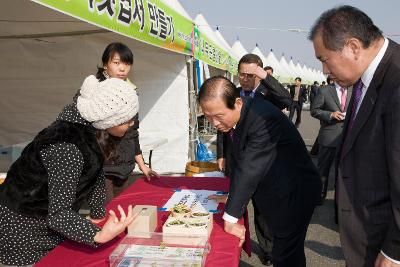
{"left": 149, "top": 150, "right": 153, "bottom": 169}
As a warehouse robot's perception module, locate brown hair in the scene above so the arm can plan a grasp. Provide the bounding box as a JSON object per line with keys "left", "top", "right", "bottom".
{"left": 238, "top": 54, "right": 263, "bottom": 70}
{"left": 95, "top": 130, "right": 121, "bottom": 163}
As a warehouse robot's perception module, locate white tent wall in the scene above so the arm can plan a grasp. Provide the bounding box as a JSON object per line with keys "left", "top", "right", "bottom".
{"left": 0, "top": 31, "right": 189, "bottom": 174}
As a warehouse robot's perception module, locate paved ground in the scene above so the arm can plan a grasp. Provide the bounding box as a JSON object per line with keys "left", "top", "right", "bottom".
{"left": 239, "top": 110, "right": 345, "bottom": 267}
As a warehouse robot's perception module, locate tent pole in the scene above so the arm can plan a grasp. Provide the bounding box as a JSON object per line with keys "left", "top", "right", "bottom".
{"left": 186, "top": 56, "right": 197, "bottom": 162}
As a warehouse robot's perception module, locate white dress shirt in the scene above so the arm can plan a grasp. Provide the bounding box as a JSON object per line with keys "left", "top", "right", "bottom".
{"left": 335, "top": 83, "right": 345, "bottom": 107}
{"left": 355, "top": 38, "right": 388, "bottom": 116}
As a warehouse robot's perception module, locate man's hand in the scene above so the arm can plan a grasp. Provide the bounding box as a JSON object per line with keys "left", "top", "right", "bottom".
{"left": 330, "top": 111, "right": 345, "bottom": 121}
{"left": 217, "top": 158, "right": 225, "bottom": 172}
{"left": 208, "top": 194, "right": 228, "bottom": 204}
{"left": 224, "top": 221, "right": 246, "bottom": 247}
{"left": 374, "top": 253, "right": 400, "bottom": 267}
{"left": 245, "top": 64, "right": 268, "bottom": 80}
{"left": 375, "top": 252, "right": 400, "bottom": 267}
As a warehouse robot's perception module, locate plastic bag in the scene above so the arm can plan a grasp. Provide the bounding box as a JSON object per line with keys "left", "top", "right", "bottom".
{"left": 195, "top": 139, "right": 215, "bottom": 162}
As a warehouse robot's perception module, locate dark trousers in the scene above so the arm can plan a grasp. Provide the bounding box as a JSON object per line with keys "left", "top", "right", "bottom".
{"left": 289, "top": 101, "right": 302, "bottom": 126}
{"left": 317, "top": 145, "right": 336, "bottom": 199}
{"left": 254, "top": 203, "right": 274, "bottom": 260}
{"left": 310, "top": 137, "right": 319, "bottom": 155}
{"left": 272, "top": 224, "right": 309, "bottom": 267}
{"left": 105, "top": 175, "right": 128, "bottom": 203}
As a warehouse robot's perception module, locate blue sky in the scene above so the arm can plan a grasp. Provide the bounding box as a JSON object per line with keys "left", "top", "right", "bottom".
{"left": 180, "top": 0, "right": 400, "bottom": 70}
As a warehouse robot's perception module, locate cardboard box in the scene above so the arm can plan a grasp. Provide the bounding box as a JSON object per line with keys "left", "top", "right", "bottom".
{"left": 127, "top": 205, "right": 157, "bottom": 238}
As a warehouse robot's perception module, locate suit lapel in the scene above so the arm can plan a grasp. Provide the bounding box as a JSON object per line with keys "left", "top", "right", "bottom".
{"left": 344, "top": 87, "right": 352, "bottom": 112}
{"left": 341, "top": 41, "right": 393, "bottom": 158}
{"left": 233, "top": 98, "right": 252, "bottom": 154}
{"left": 328, "top": 86, "right": 341, "bottom": 110}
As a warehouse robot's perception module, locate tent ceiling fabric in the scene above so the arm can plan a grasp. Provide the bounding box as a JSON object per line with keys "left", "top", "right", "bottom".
{"left": 0, "top": 1, "right": 99, "bottom": 37}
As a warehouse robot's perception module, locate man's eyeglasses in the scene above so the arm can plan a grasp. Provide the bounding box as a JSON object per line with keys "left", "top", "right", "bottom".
{"left": 238, "top": 72, "right": 255, "bottom": 79}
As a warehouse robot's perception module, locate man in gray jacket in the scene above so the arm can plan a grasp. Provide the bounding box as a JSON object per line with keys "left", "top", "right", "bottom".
{"left": 311, "top": 81, "right": 351, "bottom": 204}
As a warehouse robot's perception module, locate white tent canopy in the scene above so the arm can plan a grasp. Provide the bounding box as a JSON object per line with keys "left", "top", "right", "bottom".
{"left": 279, "top": 55, "right": 296, "bottom": 83}
{"left": 265, "top": 50, "right": 289, "bottom": 83}
{"left": 0, "top": 0, "right": 193, "bottom": 173}
{"left": 288, "top": 58, "right": 300, "bottom": 79}
{"left": 161, "top": 0, "right": 192, "bottom": 20}
{"left": 251, "top": 44, "right": 268, "bottom": 67}
{"left": 295, "top": 62, "right": 307, "bottom": 82}
{"left": 231, "top": 38, "right": 248, "bottom": 60}
{"left": 194, "top": 13, "right": 236, "bottom": 59}
{"left": 214, "top": 28, "right": 238, "bottom": 61}
{"left": 303, "top": 65, "right": 316, "bottom": 83}
{"left": 319, "top": 70, "right": 326, "bottom": 83}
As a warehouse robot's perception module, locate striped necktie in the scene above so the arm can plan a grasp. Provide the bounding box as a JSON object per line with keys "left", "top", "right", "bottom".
{"left": 347, "top": 79, "right": 364, "bottom": 132}
{"left": 340, "top": 87, "right": 347, "bottom": 111}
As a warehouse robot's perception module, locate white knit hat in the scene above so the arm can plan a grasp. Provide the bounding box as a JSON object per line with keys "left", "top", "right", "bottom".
{"left": 77, "top": 75, "right": 139, "bottom": 129}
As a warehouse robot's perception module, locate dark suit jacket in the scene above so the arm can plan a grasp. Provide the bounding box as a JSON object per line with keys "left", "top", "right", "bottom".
{"left": 225, "top": 97, "right": 321, "bottom": 237}
{"left": 289, "top": 85, "right": 307, "bottom": 105}
{"left": 216, "top": 75, "right": 292, "bottom": 162}
{"left": 310, "top": 85, "right": 352, "bottom": 147}
{"left": 309, "top": 85, "right": 319, "bottom": 104}
{"left": 336, "top": 39, "right": 400, "bottom": 261}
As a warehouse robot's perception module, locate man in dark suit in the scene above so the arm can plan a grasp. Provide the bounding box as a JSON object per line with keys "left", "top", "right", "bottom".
{"left": 216, "top": 54, "right": 291, "bottom": 265}
{"left": 289, "top": 77, "right": 307, "bottom": 128}
{"left": 217, "top": 54, "right": 292, "bottom": 176}
{"left": 200, "top": 76, "right": 321, "bottom": 267}
{"left": 310, "top": 82, "right": 352, "bottom": 204}
{"left": 309, "top": 81, "right": 319, "bottom": 106}
{"left": 310, "top": 5, "right": 400, "bottom": 266}
{"left": 309, "top": 81, "right": 321, "bottom": 156}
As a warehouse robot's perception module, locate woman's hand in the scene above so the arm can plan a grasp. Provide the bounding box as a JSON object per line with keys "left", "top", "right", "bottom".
{"left": 139, "top": 164, "right": 160, "bottom": 181}
{"left": 87, "top": 216, "right": 105, "bottom": 224}
{"left": 135, "top": 154, "right": 160, "bottom": 181}
{"left": 94, "top": 205, "right": 138, "bottom": 243}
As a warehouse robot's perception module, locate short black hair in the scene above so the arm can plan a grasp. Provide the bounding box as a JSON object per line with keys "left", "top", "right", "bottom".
{"left": 264, "top": 66, "right": 273, "bottom": 73}
{"left": 308, "top": 5, "right": 382, "bottom": 51}
{"left": 238, "top": 54, "right": 263, "bottom": 70}
{"left": 313, "top": 81, "right": 319, "bottom": 85}
{"left": 295, "top": 77, "right": 302, "bottom": 82}
{"left": 198, "top": 76, "right": 239, "bottom": 110}
{"left": 96, "top": 42, "right": 134, "bottom": 80}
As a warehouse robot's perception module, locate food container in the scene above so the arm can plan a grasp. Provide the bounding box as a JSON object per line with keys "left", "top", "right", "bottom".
{"left": 109, "top": 232, "right": 210, "bottom": 267}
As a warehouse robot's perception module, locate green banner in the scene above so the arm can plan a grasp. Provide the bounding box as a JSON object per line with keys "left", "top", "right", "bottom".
{"left": 32, "top": 0, "right": 237, "bottom": 73}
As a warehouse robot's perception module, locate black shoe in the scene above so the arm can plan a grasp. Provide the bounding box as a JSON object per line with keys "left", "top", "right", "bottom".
{"left": 259, "top": 254, "right": 273, "bottom": 266}
{"left": 317, "top": 197, "right": 324, "bottom": 206}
